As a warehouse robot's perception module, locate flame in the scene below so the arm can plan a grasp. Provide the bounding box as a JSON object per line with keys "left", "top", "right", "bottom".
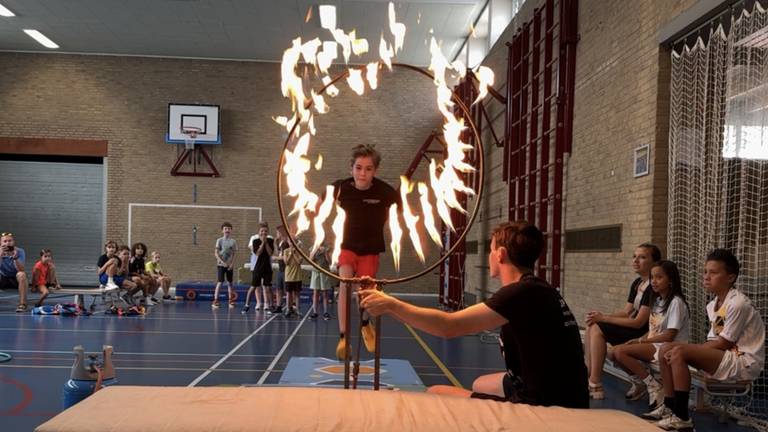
{"left": 350, "top": 31, "right": 369, "bottom": 56}
{"left": 300, "top": 38, "right": 322, "bottom": 66}
{"left": 331, "top": 29, "right": 352, "bottom": 62}
{"left": 379, "top": 36, "right": 394, "bottom": 70}
{"left": 418, "top": 182, "right": 442, "bottom": 247}
{"left": 282, "top": 133, "right": 319, "bottom": 236}
{"left": 452, "top": 60, "right": 467, "bottom": 78}
{"left": 366, "top": 62, "right": 379, "bottom": 90}
{"left": 281, "top": 38, "right": 310, "bottom": 122}
{"left": 388, "top": 204, "right": 403, "bottom": 272}
{"left": 321, "top": 76, "right": 340, "bottom": 97}
{"left": 315, "top": 154, "right": 323, "bottom": 170}
{"left": 305, "top": 5, "right": 313, "bottom": 23}
{"left": 331, "top": 204, "right": 346, "bottom": 267}
{"left": 312, "top": 185, "right": 335, "bottom": 255}
{"left": 429, "top": 159, "right": 454, "bottom": 231}
{"left": 346, "top": 68, "right": 365, "bottom": 95}
{"left": 388, "top": 2, "right": 406, "bottom": 53}
{"left": 311, "top": 90, "right": 329, "bottom": 114}
{"left": 473, "top": 66, "right": 494, "bottom": 105}
{"left": 317, "top": 41, "right": 338, "bottom": 74}
{"left": 399, "top": 176, "right": 425, "bottom": 263}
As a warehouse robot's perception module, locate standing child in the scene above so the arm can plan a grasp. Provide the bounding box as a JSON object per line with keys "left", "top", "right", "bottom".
{"left": 283, "top": 242, "right": 303, "bottom": 317}
{"left": 270, "top": 225, "right": 289, "bottom": 314}
{"left": 31, "top": 249, "right": 62, "bottom": 307}
{"left": 309, "top": 242, "right": 332, "bottom": 320}
{"left": 130, "top": 242, "right": 157, "bottom": 305}
{"left": 145, "top": 251, "right": 172, "bottom": 302}
{"left": 243, "top": 222, "right": 274, "bottom": 313}
{"left": 213, "top": 222, "right": 237, "bottom": 309}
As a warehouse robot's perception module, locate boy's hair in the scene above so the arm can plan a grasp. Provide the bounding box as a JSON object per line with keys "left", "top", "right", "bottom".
{"left": 40, "top": 248, "right": 52, "bottom": 257}
{"left": 150, "top": 250, "right": 159, "bottom": 256}
{"left": 259, "top": 222, "right": 269, "bottom": 230}
{"left": 491, "top": 221, "right": 544, "bottom": 270}
{"left": 221, "top": 222, "right": 233, "bottom": 229}
{"left": 638, "top": 242, "right": 662, "bottom": 262}
{"left": 117, "top": 245, "right": 130, "bottom": 253}
{"left": 706, "top": 248, "right": 740, "bottom": 281}
{"left": 650, "top": 260, "right": 687, "bottom": 313}
{"left": 131, "top": 242, "right": 148, "bottom": 257}
{"left": 104, "top": 240, "right": 118, "bottom": 249}
{"left": 350, "top": 144, "right": 381, "bottom": 168}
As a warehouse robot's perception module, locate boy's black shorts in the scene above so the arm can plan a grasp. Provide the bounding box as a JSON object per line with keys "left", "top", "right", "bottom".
{"left": 251, "top": 268, "right": 273, "bottom": 287}
{"left": 217, "top": 266, "right": 234, "bottom": 283}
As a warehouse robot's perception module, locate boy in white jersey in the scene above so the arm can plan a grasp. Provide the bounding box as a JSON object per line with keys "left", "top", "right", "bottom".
{"left": 644, "top": 249, "right": 765, "bottom": 430}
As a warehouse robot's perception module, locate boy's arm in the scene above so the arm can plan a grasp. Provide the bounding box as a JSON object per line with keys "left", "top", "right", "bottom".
{"left": 360, "top": 290, "right": 507, "bottom": 338}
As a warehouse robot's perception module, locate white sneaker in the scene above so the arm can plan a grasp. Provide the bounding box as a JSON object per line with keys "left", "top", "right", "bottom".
{"left": 647, "top": 382, "right": 664, "bottom": 409}
{"left": 655, "top": 413, "right": 693, "bottom": 430}
{"left": 145, "top": 297, "right": 158, "bottom": 306}
{"left": 106, "top": 281, "right": 119, "bottom": 290}
{"left": 641, "top": 404, "right": 672, "bottom": 421}
{"left": 625, "top": 381, "right": 647, "bottom": 400}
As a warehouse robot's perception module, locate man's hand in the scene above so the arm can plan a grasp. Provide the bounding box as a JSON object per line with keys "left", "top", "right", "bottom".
{"left": 359, "top": 289, "right": 396, "bottom": 317}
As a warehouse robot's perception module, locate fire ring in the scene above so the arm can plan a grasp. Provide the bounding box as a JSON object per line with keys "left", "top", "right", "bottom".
{"left": 277, "top": 62, "right": 484, "bottom": 286}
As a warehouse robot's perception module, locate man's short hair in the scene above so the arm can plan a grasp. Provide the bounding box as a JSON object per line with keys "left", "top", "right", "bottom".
{"left": 350, "top": 144, "right": 381, "bottom": 168}
{"left": 638, "top": 242, "right": 662, "bottom": 262}
{"left": 491, "top": 221, "right": 544, "bottom": 270}
{"left": 221, "top": 222, "right": 233, "bottom": 229}
{"left": 706, "top": 248, "right": 740, "bottom": 280}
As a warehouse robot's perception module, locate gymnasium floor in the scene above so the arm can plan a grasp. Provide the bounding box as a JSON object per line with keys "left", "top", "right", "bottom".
{"left": 0, "top": 292, "right": 756, "bottom": 431}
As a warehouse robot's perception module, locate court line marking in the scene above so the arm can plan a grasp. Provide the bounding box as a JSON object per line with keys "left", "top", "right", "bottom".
{"left": 403, "top": 323, "right": 464, "bottom": 389}
{"left": 0, "top": 349, "right": 274, "bottom": 357}
{"left": 257, "top": 310, "right": 311, "bottom": 385}
{"left": 0, "top": 365, "right": 280, "bottom": 372}
{"left": 188, "top": 314, "right": 277, "bottom": 387}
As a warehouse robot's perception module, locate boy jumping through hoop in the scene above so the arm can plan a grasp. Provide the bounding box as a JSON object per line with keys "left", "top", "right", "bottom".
{"left": 331, "top": 144, "right": 399, "bottom": 360}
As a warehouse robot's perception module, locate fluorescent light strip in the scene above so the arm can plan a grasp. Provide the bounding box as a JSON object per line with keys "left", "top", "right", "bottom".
{"left": 0, "top": 3, "right": 15, "bottom": 17}
{"left": 23, "top": 29, "right": 59, "bottom": 49}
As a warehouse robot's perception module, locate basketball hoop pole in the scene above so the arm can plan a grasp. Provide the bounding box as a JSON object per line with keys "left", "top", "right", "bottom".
{"left": 170, "top": 126, "right": 221, "bottom": 177}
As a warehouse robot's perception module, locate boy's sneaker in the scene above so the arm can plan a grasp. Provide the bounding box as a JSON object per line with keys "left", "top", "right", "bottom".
{"left": 309, "top": 312, "right": 318, "bottom": 320}
{"left": 322, "top": 312, "right": 331, "bottom": 321}
{"left": 241, "top": 305, "right": 250, "bottom": 314}
{"left": 625, "top": 381, "right": 647, "bottom": 401}
{"left": 211, "top": 301, "right": 220, "bottom": 310}
{"left": 228, "top": 302, "right": 236, "bottom": 309}
{"left": 655, "top": 413, "right": 693, "bottom": 430}
{"left": 274, "top": 305, "right": 283, "bottom": 314}
{"left": 106, "top": 281, "right": 119, "bottom": 290}
{"left": 149, "top": 297, "right": 160, "bottom": 305}
{"left": 641, "top": 404, "right": 672, "bottom": 421}
{"left": 162, "top": 295, "right": 172, "bottom": 302}
{"left": 254, "top": 303, "right": 262, "bottom": 311}
{"left": 360, "top": 320, "right": 376, "bottom": 352}
{"left": 647, "top": 381, "right": 664, "bottom": 409}
{"left": 15, "top": 303, "right": 28, "bottom": 313}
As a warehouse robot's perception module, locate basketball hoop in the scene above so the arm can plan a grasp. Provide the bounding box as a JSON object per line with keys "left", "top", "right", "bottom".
{"left": 181, "top": 126, "right": 201, "bottom": 150}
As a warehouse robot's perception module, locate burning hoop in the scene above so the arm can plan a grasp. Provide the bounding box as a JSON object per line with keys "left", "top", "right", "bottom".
{"left": 276, "top": 62, "right": 484, "bottom": 287}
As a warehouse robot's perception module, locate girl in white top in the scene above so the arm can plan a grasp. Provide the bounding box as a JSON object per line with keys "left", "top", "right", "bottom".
{"left": 613, "top": 260, "right": 689, "bottom": 409}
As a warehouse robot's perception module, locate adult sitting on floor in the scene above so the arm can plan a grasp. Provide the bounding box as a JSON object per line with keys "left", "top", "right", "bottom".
{"left": 360, "top": 221, "right": 588, "bottom": 408}
{"left": 0, "top": 232, "right": 29, "bottom": 313}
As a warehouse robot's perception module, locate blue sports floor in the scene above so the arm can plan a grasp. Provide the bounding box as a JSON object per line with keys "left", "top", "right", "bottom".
{"left": 0, "top": 292, "right": 757, "bottom": 431}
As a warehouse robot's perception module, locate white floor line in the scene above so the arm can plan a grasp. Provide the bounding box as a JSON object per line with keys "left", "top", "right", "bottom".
{"left": 256, "top": 310, "right": 310, "bottom": 385}
{"left": 1, "top": 349, "right": 275, "bottom": 357}
{"left": 188, "top": 314, "right": 278, "bottom": 387}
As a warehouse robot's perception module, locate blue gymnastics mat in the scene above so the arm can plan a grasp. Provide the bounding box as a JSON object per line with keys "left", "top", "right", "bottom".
{"left": 279, "top": 357, "right": 425, "bottom": 391}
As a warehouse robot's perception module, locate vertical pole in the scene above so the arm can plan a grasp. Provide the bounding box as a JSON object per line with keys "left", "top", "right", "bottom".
{"left": 343, "top": 283, "right": 351, "bottom": 389}
{"left": 374, "top": 316, "right": 381, "bottom": 390}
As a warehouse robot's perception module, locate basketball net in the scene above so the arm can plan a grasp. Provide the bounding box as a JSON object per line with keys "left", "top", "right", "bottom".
{"left": 181, "top": 127, "right": 200, "bottom": 151}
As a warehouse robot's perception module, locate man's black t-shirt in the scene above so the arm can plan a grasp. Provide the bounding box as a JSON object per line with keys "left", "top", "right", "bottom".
{"left": 484, "top": 274, "right": 589, "bottom": 408}
{"left": 252, "top": 237, "right": 275, "bottom": 273}
{"left": 97, "top": 254, "right": 121, "bottom": 271}
{"left": 129, "top": 256, "right": 146, "bottom": 275}
{"left": 332, "top": 177, "right": 399, "bottom": 256}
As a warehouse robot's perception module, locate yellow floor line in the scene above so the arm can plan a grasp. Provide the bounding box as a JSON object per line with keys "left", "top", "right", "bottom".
{"left": 403, "top": 323, "right": 463, "bottom": 389}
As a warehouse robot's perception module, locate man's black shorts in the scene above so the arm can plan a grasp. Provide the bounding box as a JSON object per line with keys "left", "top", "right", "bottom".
{"left": 0, "top": 275, "right": 19, "bottom": 291}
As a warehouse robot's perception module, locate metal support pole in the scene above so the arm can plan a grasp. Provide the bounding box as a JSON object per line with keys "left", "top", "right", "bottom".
{"left": 374, "top": 316, "right": 381, "bottom": 390}
{"left": 343, "top": 283, "right": 351, "bottom": 389}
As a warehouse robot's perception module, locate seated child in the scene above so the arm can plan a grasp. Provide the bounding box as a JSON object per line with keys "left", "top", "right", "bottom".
{"left": 98, "top": 242, "right": 140, "bottom": 304}
{"left": 130, "top": 242, "right": 157, "bottom": 305}
{"left": 31, "top": 248, "right": 62, "bottom": 307}
{"left": 145, "top": 251, "right": 172, "bottom": 302}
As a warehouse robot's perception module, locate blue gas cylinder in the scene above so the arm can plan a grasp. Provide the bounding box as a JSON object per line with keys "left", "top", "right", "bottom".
{"left": 61, "top": 345, "right": 117, "bottom": 409}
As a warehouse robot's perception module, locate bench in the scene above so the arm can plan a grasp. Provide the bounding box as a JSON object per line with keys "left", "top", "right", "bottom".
{"left": 56, "top": 285, "right": 121, "bottom": 311}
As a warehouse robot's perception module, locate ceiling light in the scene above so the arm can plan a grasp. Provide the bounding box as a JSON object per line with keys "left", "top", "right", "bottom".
{"left": 319, "top": 5, "right": 336, "bottom": 30}
{"left": 0, "top": 3, "right": 15, "bottom": 17}
{"left": 23, "top": 29, "right": 59, "bottom": 49}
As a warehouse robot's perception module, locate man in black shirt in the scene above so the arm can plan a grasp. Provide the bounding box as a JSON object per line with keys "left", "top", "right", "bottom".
{"left": 332, "top": 144, "right": 399, "bottom": 360}
{"left": 360, "top": 221, "right": 589, "bottom": 408}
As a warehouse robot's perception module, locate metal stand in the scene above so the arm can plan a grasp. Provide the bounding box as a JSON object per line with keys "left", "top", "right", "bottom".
{"left": 343, "top": 283, "right": 352, "bottom": 389}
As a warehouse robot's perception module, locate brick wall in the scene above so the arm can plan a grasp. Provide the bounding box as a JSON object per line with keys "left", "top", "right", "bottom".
{"left": 0, "top": 53, "right": 441, "bottom": 290}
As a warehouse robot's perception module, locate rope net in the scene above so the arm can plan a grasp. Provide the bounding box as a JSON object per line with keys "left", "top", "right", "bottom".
{"left": 669, "top": 4, "right": 768, "bottom": 429}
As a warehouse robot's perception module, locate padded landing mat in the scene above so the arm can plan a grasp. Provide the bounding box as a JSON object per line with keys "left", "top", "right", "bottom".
{"left": 279, "top": 357, "right": 425, "bottom": 391}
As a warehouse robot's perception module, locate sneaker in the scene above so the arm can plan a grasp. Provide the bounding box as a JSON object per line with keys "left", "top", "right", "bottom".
{"left": 323, "top": 312, "right": 331, "bottom": 321}
{"left": 625, "top": 381, "right": 647, "bottom": 401}
{"left": 641, "top": 404, "right": 672, "bottom": 421}
{"left": 15, "top": 303, "right": 28, "bottom": 313}
{"left": 647, "top": 381, "right": 664, "bottom": 409}
{"left": 211, "top": 301, "right": 220, "bottom": 310}
{"left": 360, "top": 320, "right": 376, "bottom": 352}
{"left": 162, "top": 295, "right": 172, "bottom": 301}
{"left": 266, "top": 307, "right": 273, "bottom": 315}
{"left": 254, "top": 303, "right": 262, "bottom": 311}
{"left": 284, "top": 308, "right": 292, "bottom": 317}
{"left": 274, "top": 305, "right": 283, "bottom": 314}
{"left": 655, "top": 413, "right": 693, "bottom": 430}
{"left": 228, "top": 302, "right": 236, "bottom": 309}
{"left": 145, "top": 297, "right": 158, "bottom": 306}
{"left": 588, "top": 381, "right": 604, "bottom": 400}
{"left": 310, "top": 312, "right": 318, "bottom": 320}
{"left": 106, "top": 281, "right": 119, "bottom": 290}
{"left": 336, "top": 335, "right": 348, "bottom": 360}
{"left": 241, "top": 305, "right": 250, "bottom": 314}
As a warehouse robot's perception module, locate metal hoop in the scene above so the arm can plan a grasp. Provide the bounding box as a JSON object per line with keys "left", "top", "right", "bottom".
{"left": 277, "top": 62, "right": 485, "bottom": 286}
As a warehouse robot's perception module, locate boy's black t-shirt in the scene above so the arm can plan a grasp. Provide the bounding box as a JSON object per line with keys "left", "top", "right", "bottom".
{"left": 277, "top": 240, "right": 290, "bottom": 273}
{"left": 252, "top": 237, "right": 275, "bottom": 273}
{"left": 129, "top": 256, "right": 146, "bottom": 275}
{"left": 97, "top": 254, "right": 121, "bottom": 272}
{"left": 332, "top": 177, "right": 399, "bottom": 256}
{"left": 484, "top": 274, "right": 589, "bottom": 408}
